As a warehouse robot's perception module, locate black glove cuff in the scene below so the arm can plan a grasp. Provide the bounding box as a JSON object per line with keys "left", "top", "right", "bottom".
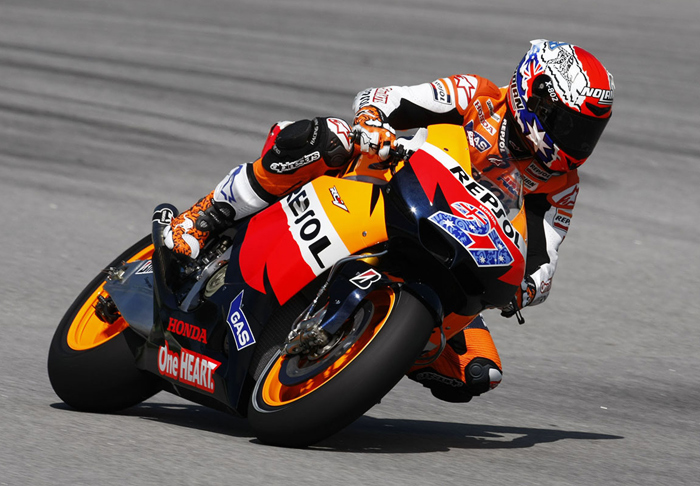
{"left": 195, "top": 202, "right": 236, "bottom": 233}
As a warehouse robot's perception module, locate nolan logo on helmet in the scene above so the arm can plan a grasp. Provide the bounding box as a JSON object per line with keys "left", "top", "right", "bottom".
{"left": 580, "top": 87, "right": 613, "bottom": 105}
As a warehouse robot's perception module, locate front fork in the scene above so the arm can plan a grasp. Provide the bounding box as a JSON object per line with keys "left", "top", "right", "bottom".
{"left": 283, "top": 256, "right": 445, "bottom": 360}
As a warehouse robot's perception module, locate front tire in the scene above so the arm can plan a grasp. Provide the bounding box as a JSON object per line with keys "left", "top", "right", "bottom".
{"left": 248, "top": 288, "right": 434, "bottom": 447}
{"left": 48, "top": 235, "right": 162, "bottom": 413}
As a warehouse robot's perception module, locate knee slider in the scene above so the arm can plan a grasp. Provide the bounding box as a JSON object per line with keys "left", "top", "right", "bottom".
{"left": 275, "top": 119, "right": 316, "bottom": 151}
{"left": 262, "top": 118, "right": 352, "bottom": 174}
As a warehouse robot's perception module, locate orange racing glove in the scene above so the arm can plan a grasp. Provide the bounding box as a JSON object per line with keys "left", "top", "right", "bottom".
{"left": 352, "top": 105, "right": 396, "bottom": 160}
{"left": 501, "top": 276, "right": 537, "bottom": 321}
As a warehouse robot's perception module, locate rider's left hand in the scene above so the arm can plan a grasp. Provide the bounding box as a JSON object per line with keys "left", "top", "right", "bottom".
{"left": 500, "top": 276, "right": 537, "bottom": 318}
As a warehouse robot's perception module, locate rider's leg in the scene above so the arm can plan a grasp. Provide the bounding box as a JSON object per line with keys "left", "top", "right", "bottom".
{"left": 165, "top": 117, "right": 353, "bottom": 258}
{"left": 407, "top": 314, "right": 503, "bottom": 403}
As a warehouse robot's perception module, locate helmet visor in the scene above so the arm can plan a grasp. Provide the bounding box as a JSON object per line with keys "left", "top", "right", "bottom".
{"left": 528, "top": 85, "right": 610, "bottom": 160}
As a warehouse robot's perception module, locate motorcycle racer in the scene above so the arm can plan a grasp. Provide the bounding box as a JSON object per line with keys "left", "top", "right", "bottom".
{"left": 164, "top": 39, "right": 614, "bottom": 403}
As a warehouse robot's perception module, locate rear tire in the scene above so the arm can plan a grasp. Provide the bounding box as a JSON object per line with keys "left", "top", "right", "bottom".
{"left": 248, "top": 288, "right": 434, "bottom": 447}
{"left": 48, "top": 236, "right": 162, "bottom": 413}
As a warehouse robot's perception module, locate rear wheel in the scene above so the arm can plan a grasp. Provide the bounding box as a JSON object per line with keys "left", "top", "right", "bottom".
{"left": 48, "top": 235, "right": 162, "bottom": 412}
{"left": 248, "top": 288, "right": 434, "bottom": 447}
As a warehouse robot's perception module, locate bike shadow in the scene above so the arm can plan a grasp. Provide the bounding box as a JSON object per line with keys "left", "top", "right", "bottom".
{"left": 52, "top": 401, "right": 622, "bottom": 453}
{"left": 50, "top": 400, "right": 255, "bottom": 439}
{"left": 311, "top": 415, "right": 623, "bottom": 453}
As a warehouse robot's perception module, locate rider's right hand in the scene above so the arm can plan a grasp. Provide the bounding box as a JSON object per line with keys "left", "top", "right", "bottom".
{"left": 352, "top": 105, "right": 396, "bottom": 160}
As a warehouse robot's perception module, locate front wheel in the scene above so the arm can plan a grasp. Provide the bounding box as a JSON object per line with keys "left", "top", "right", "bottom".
{"left": 48, "top": 235, "right": 162, "bottom": 413}
{"left": 248, "top": 288, "right": 435, "bottom": 447}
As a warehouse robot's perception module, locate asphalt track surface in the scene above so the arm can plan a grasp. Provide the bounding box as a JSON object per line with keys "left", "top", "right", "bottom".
{"left": 1, "top": 1, "right": 699, "bottom": 485}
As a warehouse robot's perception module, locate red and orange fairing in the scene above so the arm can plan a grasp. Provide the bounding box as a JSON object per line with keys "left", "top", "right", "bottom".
{"left": 239, "top": 176, "right": 388, "bottom": 304}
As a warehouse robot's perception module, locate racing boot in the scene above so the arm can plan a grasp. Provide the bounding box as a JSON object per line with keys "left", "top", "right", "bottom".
{"left": 163, "top": 190, "right": 238, "bottom": 259}
{"left": 407, "top": 315, "right": 503, "bottom": 403}
{"left": 163, "top": 158, "right": 275, "bottom": 259}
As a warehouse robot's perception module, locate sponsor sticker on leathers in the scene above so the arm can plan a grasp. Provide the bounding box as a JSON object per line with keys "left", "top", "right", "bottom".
{"left": 431, "top": 79, "right": 452, "bottom": 105}
{"left": 550, "top": 184, "right": 579, "bottom": 209}
{"left": 453, "top": 75, "right": 478, "bottom": 110}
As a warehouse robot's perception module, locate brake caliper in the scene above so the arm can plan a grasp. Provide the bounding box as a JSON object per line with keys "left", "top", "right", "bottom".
{"left": 283, "top": 307, "right": 330, "bottom": 358}
{"left": 95, "top": 295, "right": 121, "bottom": 324}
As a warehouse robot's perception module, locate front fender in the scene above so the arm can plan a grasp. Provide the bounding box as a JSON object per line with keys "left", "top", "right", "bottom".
{"left": 398, "top": 281, "right": 444, "bottom": 327}
{"left": 318, "top": 261, "right": 442, "bottom": 335}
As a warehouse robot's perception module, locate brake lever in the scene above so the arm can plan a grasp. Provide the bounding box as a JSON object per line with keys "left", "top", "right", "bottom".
{"left": 368, "top": 146, "right": 408, "bottom": 172}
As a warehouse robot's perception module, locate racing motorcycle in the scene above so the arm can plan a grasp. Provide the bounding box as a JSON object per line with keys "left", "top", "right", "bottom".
{"left": 48, "top": 124, "right": 527, "bottom": 448}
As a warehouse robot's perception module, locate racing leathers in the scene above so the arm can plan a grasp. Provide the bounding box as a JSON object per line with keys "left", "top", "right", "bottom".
{"left": 166, "top": 74, "right": 580, "bottom": 403}
{"left": 355, "top": 76, "right": 579, "bottom": 401}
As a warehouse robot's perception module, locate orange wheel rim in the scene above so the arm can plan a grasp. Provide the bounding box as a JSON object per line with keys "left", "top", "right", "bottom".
{"left": 124, "top": 244, "right": 155, "bottom": 264}
{"left": 261, "top": 288, "right": 396, "bottom": 406}
{"left": 66, "top": 244, "right": 154, "bottom": 351}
